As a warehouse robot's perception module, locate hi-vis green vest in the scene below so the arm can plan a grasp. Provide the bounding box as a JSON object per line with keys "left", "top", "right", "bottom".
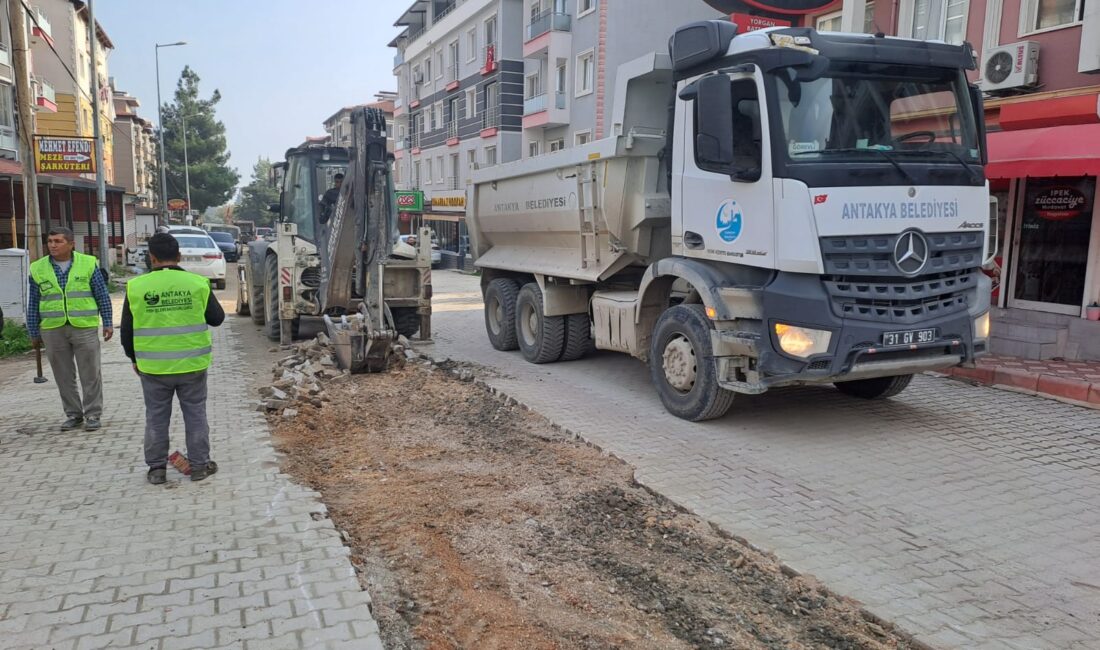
{"left": 30, "top": 252, "right": 101, "bottom": 330}
{"left": 127, "top": 269, "right": 212, "bottom": 375}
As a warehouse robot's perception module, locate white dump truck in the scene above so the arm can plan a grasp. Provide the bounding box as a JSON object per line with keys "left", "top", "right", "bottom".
{"left": 468, "top": 21, "right": 993, "bottom": 421}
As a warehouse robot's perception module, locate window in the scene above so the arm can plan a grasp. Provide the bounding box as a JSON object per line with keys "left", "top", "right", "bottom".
{"left": 447, "top": 97, "right": 459, "bottom": 136}
{"left": 282, "top": 158, "right": 315, "bottom": 240}
{"left": 435, "top": 101, "right": 444, "bottom": 130}
{"left": 576, "top": 50, "right": 594, "bottom": 96}
{"left": 549, "top": 138, "right": 565, "bottom": 152}
{"left": 693, "top": 78, "right": 762, "bottom": 179}
{"left": 0, "top": 87, "right": 13, "bottom": 128}
{"left": 1022, "top": 0, "right": 1083, "bottom": 33}
{"left": 908, "top": 0, "right": 969, "bottom": 44}
{"left": 530, "top": 0, "right": 542, "bottom": 23}
{"left": 449, "top": 153, "right": 460, "bottom": 188}
{"left": 424, "top": 57, "right": 432, "bottom": 82}
{"left": 526, "top": 70, "right": 543, "bottom": 98}
{"left": 467, "top": 149, "right": 477, "bottom": 170}
{"left": 529, "top": 141, "right": 540, "bottom": 157}
{"left": 425, "top": 158, "right": 432, "bottom": 184}
{"left": 436, "top": 50, "right": 444, "bottom": 78}
{"left": 555, "top": 61, "right": 567, "bottom": 94}
{"left": 428, "top": 105, "right": 437, "bottom": 131}
{"left": 467, "top": 28, "right": 478, "bottom": 62}
{"left": 574, "top": 130, "right": 591, "bottom": 146}
{"left": 414, "top": 161, "right": 421, "bottom": 187}
{"left": 816, "top": 11, "right": 843, "bottom": 31}
{"left": 436, "top": 156, "right": 444, "bottom": 181}
{"left": 465, "top": 88, "right": 477, "bottom": 118}
{"left": 448, "top": 41, "right": 459, "bottom": 81}
{"left": 485, "top": 15, "right": 497, "bottom": 47}
{"left": 579, "top": 0, "right": 596, "bottom": 17}
{"left": 485, "top": 145, "right": 497, "bottom": 166}
{"left": 864, "top": 1, "right": 876, "bottom": 32}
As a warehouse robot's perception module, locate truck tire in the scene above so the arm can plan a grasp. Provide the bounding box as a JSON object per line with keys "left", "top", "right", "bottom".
{"left": 392, "top": 307, "right": 420, "bottom": 338}
{"left": 649, "top": 304, "right": 734, "bottom": 422}
{"left": 484, "top": 278, "right": 520, "bottom": 351}
{"left": 835, "top": 375, "right": 913, "bottom": 400}
{"left": 559, "top": 313, "right": 593, "bottom": 361}
{"left": 263, "top": 254, "right": 280, "bottom": 341}
{"left": 248, "top": 261, "right": 265, "bottom": 326}
{"left": 515, "top": 282, "right": 564, "bottom": 364}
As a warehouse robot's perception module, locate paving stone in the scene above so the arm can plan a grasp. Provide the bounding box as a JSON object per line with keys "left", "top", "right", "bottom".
{"left": 0, "top": 311, "right": 380, "bottom": 650}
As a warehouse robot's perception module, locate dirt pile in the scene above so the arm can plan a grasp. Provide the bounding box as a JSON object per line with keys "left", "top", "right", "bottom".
{"left": 272, "top": 364, "right": 920, "bottom": 650}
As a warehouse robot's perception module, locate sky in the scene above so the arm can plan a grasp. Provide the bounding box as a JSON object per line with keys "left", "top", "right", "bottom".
{"left": 96, "top": 0, "right": 405, "bottom": 190}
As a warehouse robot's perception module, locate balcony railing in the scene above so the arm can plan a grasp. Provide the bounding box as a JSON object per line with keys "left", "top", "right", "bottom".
{"left": 445, "top": 176, "right": 459, "bottom": 190}
{"left": 524, "top": 93, "right": 547, "bottom": 115}
{"left": 411, "top": 132, "right": 422, "bottom": 149}
{"left": 0, "top": 126, "right": 16, "bottom": 152}
{"left": 447, "top": 62, "right": 459, "bottom": 83}
{"left": 555, "top": 91, "right": 566, "bottom": 109}
{"left": 482, "top": 104, "right": 501, "bottom": 130}
{"left": 434, "top": 1, "right": 457, "bottom": 23}
{"left": 33, "top": 7, "right": 52, "bottom": 40}
{"left": 526, "top": 11, "right": 572, "bottom": 40}
{"left": 394, "top": 51, "right": 405, "bottom": 68}
{"left": 446, "top": 121, "right": 458, "bottom": 139}
{"left": 395, "top": 137, "right": 406, "bottom": 151}
{"left": 36, "top": 80, "right": 56, "bottom": 104}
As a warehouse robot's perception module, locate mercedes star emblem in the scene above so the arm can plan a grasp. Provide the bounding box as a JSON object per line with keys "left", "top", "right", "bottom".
{"left": 894, "top": 230, "right": 929, "bottom": 275}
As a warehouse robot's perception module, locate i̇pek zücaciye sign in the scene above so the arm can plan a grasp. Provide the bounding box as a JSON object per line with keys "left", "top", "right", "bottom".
{"left": 34, "top": 136, "right": 96, "bottom": 174}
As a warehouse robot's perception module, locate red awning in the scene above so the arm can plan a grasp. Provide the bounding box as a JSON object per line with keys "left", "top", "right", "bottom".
{"left": 985, "top": 123, "right": 1100, "bottom": 180}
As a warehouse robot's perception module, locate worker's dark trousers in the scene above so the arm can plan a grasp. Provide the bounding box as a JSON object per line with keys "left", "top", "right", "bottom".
{"left": 138, "top": 370, "right": 211, "bottom": 469}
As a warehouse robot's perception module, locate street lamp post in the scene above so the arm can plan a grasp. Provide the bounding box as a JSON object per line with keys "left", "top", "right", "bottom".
{"left": 155, "top": 41, "right": 186, "bottom": 224}
{"left": 181, "top": 112, "right": 196, "bottom": 223}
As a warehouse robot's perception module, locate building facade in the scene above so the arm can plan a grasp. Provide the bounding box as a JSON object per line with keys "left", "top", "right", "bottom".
{"left": 833, "top": 0, "right": 1100, "bottom": 360}
{"left": 0, "top": 2, "right": 17, "bottom": 159}
{"left": 323, "top": 91, "right": 398, "bottom": 150}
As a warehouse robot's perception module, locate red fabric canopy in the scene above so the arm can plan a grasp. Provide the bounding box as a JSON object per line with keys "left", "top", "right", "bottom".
{"left": 986, "top": 123, "right": 1100, "bottom": 180}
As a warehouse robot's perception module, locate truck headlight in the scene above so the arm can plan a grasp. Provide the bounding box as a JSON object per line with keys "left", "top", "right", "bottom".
{"left": 974, "top": 312, "right": 990, "bottom": 341}
{"left": 774, "top": 323, "right": 832, "bottom": 358}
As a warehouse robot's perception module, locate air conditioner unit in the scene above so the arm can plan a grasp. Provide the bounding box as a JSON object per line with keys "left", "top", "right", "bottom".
{"left": 412, "top": 70, "right": 424, "bottom": 83}
{"left": 980, "top": 41, "right": 1039, "bottom": 92}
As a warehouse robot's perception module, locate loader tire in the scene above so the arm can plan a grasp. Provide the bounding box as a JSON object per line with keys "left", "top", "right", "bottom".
{"left": 515, "top": 283, "right": 564, "bottom": 364}
{"left": 263, "top": 254, "right": 280, "bottom": 342}
{"left": 392, "top": 308, "right": 421, "bottom": 338}
{"left": 559, "top": 313, "right": 593, "bottom": 361}
{"left": 834, "top": 375, "right": 913, "bottom": 400}
{"left": 248, "top": 261, "right": 265, "bottom": 326}
{"left": 484, "top": 278, "right": 520, "bottom": 351}
{"left": 649, "top": 304, "right": 734, "bottom": 422}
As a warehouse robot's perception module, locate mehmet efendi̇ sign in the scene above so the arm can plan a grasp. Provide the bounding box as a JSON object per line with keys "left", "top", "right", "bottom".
{"left": 34, "top": 136, "right": 96, "bottom": 174}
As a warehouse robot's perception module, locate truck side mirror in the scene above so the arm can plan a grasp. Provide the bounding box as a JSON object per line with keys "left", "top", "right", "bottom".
{"left": 695, "top": 75, "right": 735, "bottom": 168}
{"left": 968, "top": 84, "right": 988, "bottom": 166}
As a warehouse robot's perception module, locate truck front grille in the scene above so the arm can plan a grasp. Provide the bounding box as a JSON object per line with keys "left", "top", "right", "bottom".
{"left": 820, "top": 232, "right": 983, "bottom": 325}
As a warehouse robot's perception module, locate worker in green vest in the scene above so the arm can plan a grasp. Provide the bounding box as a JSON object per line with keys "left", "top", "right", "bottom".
{"left": 121, "top": 233, "right": 225, "bottom": 485}
{"left": 28, "top": 227, "right": 114, "bottom": 431}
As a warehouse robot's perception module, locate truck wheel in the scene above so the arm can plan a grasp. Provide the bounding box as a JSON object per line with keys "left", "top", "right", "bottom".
{"left": 248, "top": 262, "right": 265, "bottom": 326}
{"left": 559, "top": 313, "right": 593, "bottom": 361}
{"left": 835, "top": 375, "right": 913, "bottom": 400}
{"left": 515, "top": 283, "right": 564, "bottom": 364}
{"left": 392, "top": 308, "right": 420, "bottom": 338}
{"left": 263, "top": 254, "right": 280, "bottom": 341}
{"left": 649, "top": 304, "right": 734, "bottom": 422}
{"left": 484, "top": 278, "right": 520, "bottom": 351}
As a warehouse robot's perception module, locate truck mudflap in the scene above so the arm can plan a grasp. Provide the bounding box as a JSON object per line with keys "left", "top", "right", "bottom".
{"left": 709, "top": 270, "right": 990, "bottom": 392}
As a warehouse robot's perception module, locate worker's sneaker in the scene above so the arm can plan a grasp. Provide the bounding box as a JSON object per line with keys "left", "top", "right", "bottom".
{"left": 190, "top": 461, "right": 218, "bottom": 482}
{"left": 147, "top": 467, "right": 167, "bottom": 485}
{"left": 83, "top": 417, "right": 101, "bottom": 431}
{"left": 60, "top": 417, "right": 83, "bottom": 431}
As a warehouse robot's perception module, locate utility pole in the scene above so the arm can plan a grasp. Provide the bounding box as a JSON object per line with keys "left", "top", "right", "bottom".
{"left": 86, "top": 0, "right": 109, "bottom": 270}
{"left": 181, "top": 112, "right": 192, "bottom": 216}
{"left": 154, "top": 41, "right": 186, "bottom": 225}
{"left": 10, "top": 2, "right": 42, "bottom": 259}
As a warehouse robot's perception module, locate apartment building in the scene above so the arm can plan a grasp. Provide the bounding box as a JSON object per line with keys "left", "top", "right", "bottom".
{"left": 828, "top": 0, "right": 1100, "bottom": 360}
{"left": 0, "top": 3, "right": 16, "bottom": 159}
{"left": 111, "top": 84, "right": 155, "bottom": 207}
{"left": 29, "top": 0, "right": 116, "bottom": 183}
{"left": 323, "top": 91, "right": 398, "bottom": 150}
{"left": 390, "top": 0, "right": 526, "bottom": 264}
{"left": 519, "top": 0, "right": 723, "bottom": 156}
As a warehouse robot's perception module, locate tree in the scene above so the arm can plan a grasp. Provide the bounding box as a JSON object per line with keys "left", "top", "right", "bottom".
{"left": 161, "top": 66, "right": 239, "bottom": 212}
{"left": 235, "top": 158, "right": 280, "bottom": 227}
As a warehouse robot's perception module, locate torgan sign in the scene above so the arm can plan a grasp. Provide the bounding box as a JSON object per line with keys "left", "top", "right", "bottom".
{"left": 702, "top": 0, "right": 840, "bottom": 16}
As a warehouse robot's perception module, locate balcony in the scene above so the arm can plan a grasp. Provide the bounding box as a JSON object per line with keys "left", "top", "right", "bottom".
{"left": 480, "top": 105, "right": 500, "bottom": 137}
{"left": 444, "top": 176, "right": 459, "bottom": 190}
{"left": 394, "top": 50, "right": 405, "bottom": 69}
{"left": 35, "top": 80, "right": 57, "bottom": 112}
{"left": 445, "top": 63, "right": 460, "bottom": 91}
{"left": 434, "top": 1, "right": 458, "bottom": 22}
{"left": 30, "top": 7, "right": 53, "bottom": 46}
{"left": 480, "top": 43, "right": 498, "bottom": 75}
{"left": 522, "top": 91, "right": 569, "bottom": 129}
{"left": 445, "top": 121, "right": 459, "bottom": 145}
{"left": 526, "top": 11, "right": 571, "bottom": 41}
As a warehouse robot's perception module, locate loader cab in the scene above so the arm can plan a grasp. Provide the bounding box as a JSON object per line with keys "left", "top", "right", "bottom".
{"left": 276, "top": 146, "right": 350, "bottom": 243}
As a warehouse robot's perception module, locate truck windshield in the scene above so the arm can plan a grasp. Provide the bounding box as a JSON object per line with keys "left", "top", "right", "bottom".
{"left": 770, "top": 61, "right": 980, "bottom": 166}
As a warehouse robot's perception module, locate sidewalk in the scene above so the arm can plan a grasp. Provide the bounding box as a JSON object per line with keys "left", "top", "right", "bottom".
{"left": 0, "top": 318, "right": 382, "bottom": 649}
{"left": 947, "top": 354, "right": 1100, "bottom": 407}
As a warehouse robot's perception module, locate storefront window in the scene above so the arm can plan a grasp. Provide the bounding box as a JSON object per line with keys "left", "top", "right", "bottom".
{"left": 1013, "top": 177, "right": 1095, "bottom": 308}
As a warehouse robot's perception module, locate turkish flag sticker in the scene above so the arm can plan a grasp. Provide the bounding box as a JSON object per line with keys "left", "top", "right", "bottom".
{"left": 814, "top": 194, "right": 828, "bottom": 205}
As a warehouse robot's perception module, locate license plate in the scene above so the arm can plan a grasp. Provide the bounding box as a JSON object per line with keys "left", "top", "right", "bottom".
{"left": 882, "top": 328, "right": 937, "bottom": 347}
{"left": 183, "top": 255, "right": 202, "bottom": 262}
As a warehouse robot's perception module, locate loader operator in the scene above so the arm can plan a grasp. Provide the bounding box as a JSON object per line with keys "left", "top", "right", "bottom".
{"left": 318, "top": 173, "right": 345, "bottom": 225}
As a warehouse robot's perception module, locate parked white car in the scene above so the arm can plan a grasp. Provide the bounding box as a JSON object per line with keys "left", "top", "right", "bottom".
{"left": 399, "top": 234, "right": 441, "bottom": 267}
{"left": 171, "top": 233, "right": 227, "bottom": 289}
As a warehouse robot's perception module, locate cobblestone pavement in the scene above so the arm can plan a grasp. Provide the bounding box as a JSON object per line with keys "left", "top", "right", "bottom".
{"left": 0, "top": 301, "right": 382, "bottom": 650}
{"left": 420, "top": 271, "right": 1100, "bottom": 650}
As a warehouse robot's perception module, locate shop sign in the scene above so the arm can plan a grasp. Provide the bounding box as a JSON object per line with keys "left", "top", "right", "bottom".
{"left": 167, "top": 198, "right": 189, "bottom": 211}
{"left": 1033, "top": 186, "right": 1088, "bottom": 221}
{"left": 431, "top": 194, "right": 466, "bottom": 213}
{"left": 730, "top": 12, "right": 792, "bottom": 30}
{"left": 396, "top": 190, "right": 424, "bottom": 212}
{"left": 33, "top": 136, "right": 96, "bottom": 174}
